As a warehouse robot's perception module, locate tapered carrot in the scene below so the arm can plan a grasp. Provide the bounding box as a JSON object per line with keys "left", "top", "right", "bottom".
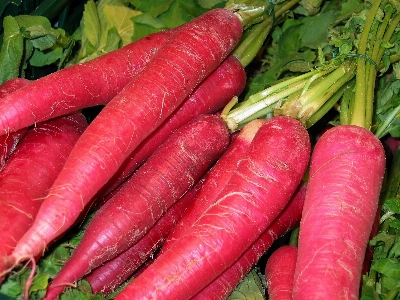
{"left": 85, "top": 179, "right": 204, "bottom": 295}
{"left": 43, "top": 114, "right": 231, "bottom": 300}
{"left": 0, "top": 30, "right": 172, "bottom": 134}
{"left": 115, "top": 116, "right": 310, "bottom": 300}
{"left": 0, "top": 113, "right": 87, "bottom": 284}
{"left": 10, "top": 8, "right": 243, "bottom": 266}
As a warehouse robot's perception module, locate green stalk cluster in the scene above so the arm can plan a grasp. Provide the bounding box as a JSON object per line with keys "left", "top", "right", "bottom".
{"left": 222, "top": 0, "right": 400, "bottom": 133}
{"left": 351, "top": 0, "right": 400, "bottom": 129}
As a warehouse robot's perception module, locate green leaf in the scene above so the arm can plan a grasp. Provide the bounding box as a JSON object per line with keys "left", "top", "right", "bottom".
{"left": 300, "top": 10, "right": 336, "bottom": 49}
{"left": 244, "top": 20, "right": 316, "bottom": 98}
{"left": 228, "top": 269, "right": 265, "bottom": 300}
{"left": 131, "top": 13, "right": 168, "bottom": 40}
{"left": 372, "top": 258, "right": 400, "bottom": 280}
{"left": 126, "top": 0, "right": 174, "bottom": 17}
{"left": 0, "top": 16, "right": 24, "bottom": 84}
{"left": 159, "top": 0, "right": 208, "bottom": 28}
{"left": 198, "top": 0, "right": 226, "bottom": 9}
{"left": 82, "top": 0, "right": 102, "bottom": 52}
{"left": 383, "top": 198, "right": 400, "bottom": 214}
{"left": 30, "top": 273, "right": 50, "bottom": 293}
{"left": 29, "top": 46, "right": 63, "bottom": 66}
{"left": 102, "top": 4, "right": 141, "bottom": 45}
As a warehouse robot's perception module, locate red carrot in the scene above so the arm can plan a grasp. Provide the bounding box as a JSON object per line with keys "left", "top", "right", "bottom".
{"left": 43, "top": 114, "right": 231, "bottom": 300}
{"left": 0, "top": 30, "right": 172, "bottom": 134}
{"left": 0, "top": 78, "right": 31, "bottom": 169}
{"left": 115, "top": 116, "right": 310, "bottom": 300}
{"left": 10, "top": 8, "right": 243, "bottom": 265}
{"left": 193, "top": 182, "right": 307, "bottom": 300}
{"left": 99, "top": 55, "right": 246, "bottom": 196}
{"left": 85, "top": 179, "right": 204, "bottom": 296}
{"left": 292, "top": 125, "right": 386, "bottom": 300}
{"left": 265, "top": 246, "right": 298, "bottom": 300}
{"left": 0, "top": 113, "right": 87, "bottom": 283}
{"left": 162, "top": 118, "right": 267, "bottom": 253}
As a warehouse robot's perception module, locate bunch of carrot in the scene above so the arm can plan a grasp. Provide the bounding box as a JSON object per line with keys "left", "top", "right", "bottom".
{"left": 0, "top": 0, "right": 391, "bottom": 299}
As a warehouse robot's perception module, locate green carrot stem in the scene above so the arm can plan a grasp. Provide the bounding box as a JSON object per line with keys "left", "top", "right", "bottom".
{"left": 365, "top": 5, "right": 395, "bottom": 129}
{"left": 339, "top": 79, "right": 356, "bottom": 125}
{"left": 305, "top": 81, "right": 348, "bottom": 128}
{"left": 376, "top": 12, "right": 400, "bottom": 65}
{"left": 236, "top": 107, "right": 274, "bottom": 131}
{"left": 351, "top": 0, "right": 382, "bottom": 128}
{"left": 223, "top": 79, "right": 307, "bottom": 131}
{"left": 274, "top": 0, "right": 301, "bottom": 17}
{"left": 242, "top": 68, "right": 323, "bottom": 107}
{"left": 232, "top": 0, "right": 301, "bottom": 68}
{"left": 385, "top": 286, "right": 400, "bottom": 300}
{"left": 233, "top": 19, "right": 272, "bottom": 68}
{"left": 299, "top": 61, "right": 354, "bottom": 107}
{"left": 374, "top": 105, "right": 400, "bottom": 139}
{"left": 299, "top": 62, "right": 356, "bottom": 122}
{"left": 227, "top": 2, "right": 270, "bottom": 29}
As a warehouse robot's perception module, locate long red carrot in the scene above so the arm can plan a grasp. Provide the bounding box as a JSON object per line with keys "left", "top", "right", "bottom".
{"left": 0, "top": 30, "right": 172, "bottom": 134}
{"left": 85, "top": 179, "right": 204, "bottom": 296}
{"left": 265, "top": 245, "right": 298, "bottom": 300}
{"left": 161, "top": 118, "right": 267, "bottom": 253}
{"left": 0, "top": 113, "right": 87, "bottom": 283}
{"left": 10, "top": 8, "right": 243, "bottom": 265}
{"left": 192, "top": 182, "right": 306, "bottom": 300}
{"left": 43, "top": 114, "right": 231, "bottom": 300}
{"left": 115, "top": 116, "right": 310, "bottom": 300}
{"left": 98, "top": 55, "right": 246, "bottom": 196}
{"left": 292, "top": 125, "right": 386, "bottom": 299}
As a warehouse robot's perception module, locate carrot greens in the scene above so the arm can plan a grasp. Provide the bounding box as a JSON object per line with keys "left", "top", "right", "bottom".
{"left": 3, "top": 0, "right": 400, "bottom": 299}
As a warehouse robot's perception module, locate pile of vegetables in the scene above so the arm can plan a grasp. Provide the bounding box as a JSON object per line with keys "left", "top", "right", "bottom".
{"left": 0, "top": 0, "right": 399, "bottom": 299}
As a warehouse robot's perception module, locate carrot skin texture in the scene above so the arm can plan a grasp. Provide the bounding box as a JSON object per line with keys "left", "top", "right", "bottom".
{"left": 0, "top": 114, "right": 87, "bottom": 283}
{"left": 11, "top": 8, "right": 242, "bottom": 263}
{"left": 0, "top": 78, "right": 30, "bottom": 99}
{"left": 99, "top": 55, "right": 246, "bottom": 195}
{"left": 265, "top": 246, "right": 298, "bottom": 300}
{"left": 0, "top": 30, "right": 172, "bottom": 134}
{"left": 162, "top": 118, "right": 267, "bottom": 253}
{"left": 43, "top": 114, "right": 231, "bottom": 300}
{"left": 293, "top": 125, "right": 386, "bottom": 300}
{"left": 0, "top": 78, "right": 31, "bottom": 169}
{"left": 192, "top": 182, "right": 307, "bottom": 300}
{"left": 115, "top": 116, "right": 311, "bottom": 300}
{"left": 85, "top": 180, "right": 204, "bottom": 295}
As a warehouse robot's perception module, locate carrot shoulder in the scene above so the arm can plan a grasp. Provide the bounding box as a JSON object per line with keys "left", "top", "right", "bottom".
{"left": 10, "top": 8, "right": 243, "bottom": 263}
